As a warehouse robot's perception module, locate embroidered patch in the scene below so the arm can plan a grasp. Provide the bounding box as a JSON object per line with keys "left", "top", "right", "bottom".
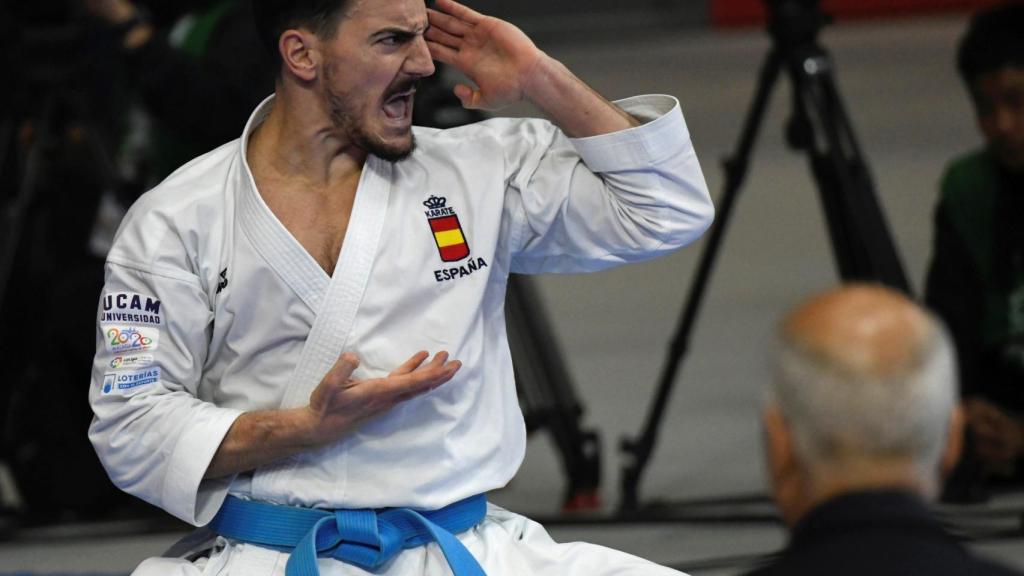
{"left": 102, "top": 367, "right": 161, "bottom": 395}
{"left": 423, "top": 195, "right": 470, "bottom": 262}
{"left": 434, "top": 257, "right": 489, "bottom": 283}
{"left": 109, "top": 353, "right": 155, "bottom": 371}
{"left": 103, "top": 325, "right": 160, "bottom": 354}
{"left": 100, "top": 292, "right": 162, "bottom": 326}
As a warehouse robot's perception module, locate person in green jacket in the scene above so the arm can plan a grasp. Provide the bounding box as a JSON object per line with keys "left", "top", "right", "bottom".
{"left": 925, "top": 1, "right": 1024, "bottom": 501}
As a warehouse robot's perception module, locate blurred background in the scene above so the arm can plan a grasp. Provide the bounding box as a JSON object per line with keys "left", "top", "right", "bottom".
{"left": 1, "top": 0, "right": 1022, "bottom": 574}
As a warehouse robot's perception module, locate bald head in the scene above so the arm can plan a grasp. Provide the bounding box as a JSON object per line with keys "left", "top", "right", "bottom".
{"left": 770, "top": 283, "right": 959, "bottom": 488}
{"left": 783, "top": 284, "right": 932, "bottom": 382}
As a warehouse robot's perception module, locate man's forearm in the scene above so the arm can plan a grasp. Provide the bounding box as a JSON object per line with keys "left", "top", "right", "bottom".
{"left": 524, "top": 55, "right": 641, "bottom": 138}
{"left": 204, "top": 408, "right": 316, "bottom": 479}
{"left": 203, "top": 351, "right": 461, "bottom": 479}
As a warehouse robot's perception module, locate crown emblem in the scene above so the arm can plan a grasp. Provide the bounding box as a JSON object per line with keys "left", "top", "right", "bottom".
{"left": 423, "top": 196, "right": 447, "bottom": 210}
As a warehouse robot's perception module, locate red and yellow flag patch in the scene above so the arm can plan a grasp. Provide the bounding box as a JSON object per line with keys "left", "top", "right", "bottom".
{"left": 424, "top": 196, "right": 470, "bottom": 262}
{"left": 429, "top": 215, "right": 470, "bottom": 262}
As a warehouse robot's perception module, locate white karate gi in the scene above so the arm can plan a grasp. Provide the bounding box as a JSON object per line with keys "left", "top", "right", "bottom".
{"left": 89, "top": 94, "right": 712, "bottom": 575}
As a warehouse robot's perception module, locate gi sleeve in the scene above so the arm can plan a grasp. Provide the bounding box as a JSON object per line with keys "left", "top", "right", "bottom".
{"left": 88, "top": 255, "right": 243, "bottom": 526}
{"left": 506, "top": 94, "right": 714, "bottom": 274}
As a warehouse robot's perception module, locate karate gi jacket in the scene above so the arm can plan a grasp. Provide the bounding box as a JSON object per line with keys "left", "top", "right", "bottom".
{"left": 88, "top": 94, "right": 713, "bottom": 525}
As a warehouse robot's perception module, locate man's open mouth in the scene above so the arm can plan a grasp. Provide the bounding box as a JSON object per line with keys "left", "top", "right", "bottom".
{"left": 383, "top": 88, "right": 416, "bottom": 121}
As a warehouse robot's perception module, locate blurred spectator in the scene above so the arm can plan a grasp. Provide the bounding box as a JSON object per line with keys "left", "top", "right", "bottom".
{"left": 2, "top": 0, "right": 275, "bottom": 525}
{"left": 0, "top": 0, "right": 136, "bottom": 524}
{"left": 925, "top": 1, "right": 1024, "bottom": 502}
{"left": 749, "top": 284, "right": 1021, "bottom": 576}
{"left": 81, "top": 0, "right": 275, "bottom": 179}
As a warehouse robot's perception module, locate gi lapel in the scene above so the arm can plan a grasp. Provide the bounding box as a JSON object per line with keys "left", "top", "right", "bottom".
{"left": 238, "top": 100, "right": 391, "bottom": 502}
{"left": 237, "top": 100, "right": 330, "bottom": 314}
{"left": 278, "top": 155, "right": 392, "bottom": 409}
{"left": 238, "top": 168, "right": 330, "bottom": 314}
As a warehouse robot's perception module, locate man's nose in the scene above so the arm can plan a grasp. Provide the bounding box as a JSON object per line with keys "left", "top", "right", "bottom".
{"left": 408, "top": 35, "right": 436, "bottom": 77}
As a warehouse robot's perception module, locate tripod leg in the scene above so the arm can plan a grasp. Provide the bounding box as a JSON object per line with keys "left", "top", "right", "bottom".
{"left": 507, "top": 274, "right": 602, "bottom": 510}
{"left": 785, "top": 50, "right": 911, "bottom": 293}
{"left": 619, "top": 51, "right": 785, "bottom": 511}
{"left": 0, "top": 98, "right": 55, "bottom": 308}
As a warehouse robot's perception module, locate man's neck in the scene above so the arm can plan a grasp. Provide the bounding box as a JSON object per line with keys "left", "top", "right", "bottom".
{"left": 248, "top": 89, "right": 367, "bottom": 193}
{"left": 784, "top": 459, "right": 934, "bottom": 528}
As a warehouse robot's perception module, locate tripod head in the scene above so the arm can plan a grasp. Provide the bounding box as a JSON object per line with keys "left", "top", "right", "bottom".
{"left": 764, "top": 0, "right": 831, "bottom": 53}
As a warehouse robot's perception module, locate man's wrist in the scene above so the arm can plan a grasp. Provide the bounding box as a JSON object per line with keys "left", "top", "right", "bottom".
{"left": 521, "top": 53, "right": 639, "bottom": 138}
{"left": 520, "top": 53, "right": 564, "bottom": 110}
{"left": 286, "top": 406, "right": 325, "bottom": 450}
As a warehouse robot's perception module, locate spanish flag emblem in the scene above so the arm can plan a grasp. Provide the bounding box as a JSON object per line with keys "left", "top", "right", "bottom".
{"left": 424, "top": 196, "right": 470, "bottom": 262}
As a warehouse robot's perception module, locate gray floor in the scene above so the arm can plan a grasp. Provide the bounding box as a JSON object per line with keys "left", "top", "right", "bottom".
{"left": 4, "top": 11, "right": 1024, "bottom": 575}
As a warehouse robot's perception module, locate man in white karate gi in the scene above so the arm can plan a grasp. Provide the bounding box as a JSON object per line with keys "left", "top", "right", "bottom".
{"left": 88, "top": 0, "right": 714, "bottom": 574}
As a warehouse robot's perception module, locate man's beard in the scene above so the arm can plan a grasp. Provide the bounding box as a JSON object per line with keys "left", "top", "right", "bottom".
{"left": 323, "top": 72, "right": 416, "bottom": 163}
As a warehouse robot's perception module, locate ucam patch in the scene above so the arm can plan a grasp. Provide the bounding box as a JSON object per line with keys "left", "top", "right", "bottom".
{"left": 104, "top": 325, "right": 160, "bottom": 354}
{"left": 100, "top": 292, "right": 162, "bottom": 326}
{"left": 109, "top": 353, "right": 155, "bottom": 371}
{"left": 102, "top": 367, "right": 161, "bottom": 395}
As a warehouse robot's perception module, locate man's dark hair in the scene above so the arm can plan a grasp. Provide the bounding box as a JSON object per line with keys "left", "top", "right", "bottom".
{"left": 957, "top": 1, "right": 1024, "bottom": 86}
{"left": 250, "top": 0, "right": 352, "bottom": 68}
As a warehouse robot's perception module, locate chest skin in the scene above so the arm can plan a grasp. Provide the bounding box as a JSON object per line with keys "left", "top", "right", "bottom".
{"left": 256, "top": 174, "right": 361, "bottom": 276}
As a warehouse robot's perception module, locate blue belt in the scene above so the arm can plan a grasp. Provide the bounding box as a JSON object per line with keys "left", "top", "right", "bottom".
{"left": 208, "top": 494, "right": 487, "bottom": 576}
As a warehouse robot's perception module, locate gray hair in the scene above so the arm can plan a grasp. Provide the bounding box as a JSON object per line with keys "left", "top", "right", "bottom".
{"left": 771, "top": 310, "right": 958, "bottom": 478}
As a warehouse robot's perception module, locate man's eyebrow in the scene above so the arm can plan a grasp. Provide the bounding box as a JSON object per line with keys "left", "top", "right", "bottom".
{"left": 372, "top": 24, "right": 429, "bottom": 38}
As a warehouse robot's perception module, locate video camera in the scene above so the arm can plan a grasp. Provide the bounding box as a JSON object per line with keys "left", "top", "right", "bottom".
{"left": 764, "top": 0, "right": 830, "bottom": 49}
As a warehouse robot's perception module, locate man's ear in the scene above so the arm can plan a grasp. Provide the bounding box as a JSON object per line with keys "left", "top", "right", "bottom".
{"left": 764, "top": 405, "right": 796, "bottom": 487}
{"left": 940, "top": 404, "right": 965, "bottom": 479}
{"left": 763, "top": 404, "right": 803, "bottom": 527}
{"left": 280, "top": 29, "right": 320, "bottom": 83}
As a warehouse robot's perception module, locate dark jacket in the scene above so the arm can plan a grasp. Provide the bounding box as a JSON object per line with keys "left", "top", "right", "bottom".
{"left": 746, "top": 490, "right": 1022, "bottom": 576}
{"left": 926, "top": 149, "right": 1024, "bottom": 410}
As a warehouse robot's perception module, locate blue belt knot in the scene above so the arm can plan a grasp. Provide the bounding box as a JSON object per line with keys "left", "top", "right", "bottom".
{"left": 208, "top": 493, "right": 487, "bottom": 576}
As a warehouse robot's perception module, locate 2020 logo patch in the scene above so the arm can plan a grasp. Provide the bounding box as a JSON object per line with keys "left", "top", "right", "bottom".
{"left": 104, "top": 325, "right": 160, "bottom": 354}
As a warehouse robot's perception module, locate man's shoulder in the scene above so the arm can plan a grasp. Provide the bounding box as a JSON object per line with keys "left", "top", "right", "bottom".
{"left": 742, "top": 552, "right": 1021, "bottom": 576}
{"left": 941, "top": 148, "right": 999, "bottom": 203}
{"left": 107, "top": 141, "right": 239, "bottom": 278}
{"left": 146, "top": 140, "right": 240, "bottom": 207}
{"left": 749, "top": 496, "right": 1024, "bottom": 576}
{"left": 126, "top": 141, "right": 238, "bottom": 225}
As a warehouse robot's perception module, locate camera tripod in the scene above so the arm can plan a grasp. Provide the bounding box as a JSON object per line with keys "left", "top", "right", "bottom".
{"left": 507, "top": 274, "right": 602, "bottom": 510}
{"left": 618, "top": 0, "right": 912, "bottom": 513}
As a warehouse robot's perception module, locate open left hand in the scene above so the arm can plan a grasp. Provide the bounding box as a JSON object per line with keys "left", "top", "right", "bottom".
{"left": 426, "top": 0, "right": 545, "bottom": 110}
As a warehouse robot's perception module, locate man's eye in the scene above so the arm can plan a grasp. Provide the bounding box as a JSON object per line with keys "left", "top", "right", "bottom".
{"left": 380, "top": 34, "right": 410, "bottom": 46}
